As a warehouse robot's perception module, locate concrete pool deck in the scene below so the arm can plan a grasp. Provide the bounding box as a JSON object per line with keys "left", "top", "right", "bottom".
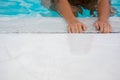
{"left": 0, "top": 17, "right": 120, "bottom": 80}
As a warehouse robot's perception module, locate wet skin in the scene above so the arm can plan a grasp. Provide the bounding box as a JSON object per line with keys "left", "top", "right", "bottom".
{"left": 56, "top": 0, "right": 112, "bottom": 33}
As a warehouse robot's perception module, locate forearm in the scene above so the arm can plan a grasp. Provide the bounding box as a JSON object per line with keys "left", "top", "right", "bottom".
{"left": 56, "top": 0, "right": 76, "bottom": 23}
{"left": 98, "top": 0, "right": 110, "bottom": 21}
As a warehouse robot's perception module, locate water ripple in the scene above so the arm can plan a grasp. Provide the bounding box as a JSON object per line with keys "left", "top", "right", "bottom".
{"left": 0, "top": 0, "right": 120, "bottom": 17}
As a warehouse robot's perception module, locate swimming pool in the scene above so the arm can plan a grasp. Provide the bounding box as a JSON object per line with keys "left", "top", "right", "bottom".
{"left": 0, "top": 0, "right": 120, "bottom": 17}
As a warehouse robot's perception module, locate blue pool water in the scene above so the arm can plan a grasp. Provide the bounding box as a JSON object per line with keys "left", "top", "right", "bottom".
{"left": 0, "top": 0, "right": 120, "bottom": 17}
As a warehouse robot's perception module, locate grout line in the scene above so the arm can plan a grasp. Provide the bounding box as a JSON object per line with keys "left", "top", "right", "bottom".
{"left": 0, "top": 32, "right": 120, "bottom": 34}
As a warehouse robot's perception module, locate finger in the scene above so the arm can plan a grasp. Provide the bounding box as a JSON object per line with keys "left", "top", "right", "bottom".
{"left": 109, "top": 25, "right": 112, "bottom": 33}
{"left": 72, "top": 24, "right": 78, "bottom": 33}
{"left": 71, "top": 25, "right": 77, "bottom": 33}
{"left": 107, "top": 25, "right": 111, "bottom": 33}
{"left": 68, "top": 25, "right": 73, "bottom": 33}
{"left": 81, "top": 23, "right": 87, "bottom": 31}
{"left": 103, "top": 26, "right": 108, "bottom": 33}
{"left": 99, "top": 23, "right": 104, "bottom": 33}
{"left": 77, "top": 24, "right": 83, "bottom": 33}
{"left": 108, "top": 24, "right": 112, "bottom": 33}
{"left": 103, "top": 24, "right": 108, "bottom": 33}
{"left": 94, "top": 22, "right": 99, "bottom": 30}
{"left": 68, "top": 26, "right": 71, "bottom": 33}
{"left": 69, "top": 25, "right": 73, "bottom": 33}
{"left": 71, "top": 26, "right": 74, "bottom": 33}
{"left": 105, "top": 24, "right": 111, "bottom": 33}
{"left": 74, "top": 24, "right": 79, "bottom": 33}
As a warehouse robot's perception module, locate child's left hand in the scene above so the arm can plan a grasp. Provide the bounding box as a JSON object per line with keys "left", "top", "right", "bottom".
{"left": 94, "top": 20, "right": 112, "bottom": 33}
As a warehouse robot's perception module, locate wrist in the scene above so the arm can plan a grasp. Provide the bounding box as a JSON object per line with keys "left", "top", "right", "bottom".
{"left": 98, "top": 18, "right": 109, "bottom": 22}
{"left": 98, "top": 15, "right": 109, "bottom": 22}
{"left": 66, "top": 17, "right": 79, "bottom": 24}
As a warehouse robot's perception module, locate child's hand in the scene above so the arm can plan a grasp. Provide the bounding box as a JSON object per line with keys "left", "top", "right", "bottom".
{"left": 67, "top": 19, "right": 87, "bottom": 33}
{"left": 94, "top": 20, "right": 112, "bottom": 33}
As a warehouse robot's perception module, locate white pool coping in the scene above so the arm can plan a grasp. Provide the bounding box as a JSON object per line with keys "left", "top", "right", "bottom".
{"left": 0, "top": 17, "right": 120, "bottom": 33}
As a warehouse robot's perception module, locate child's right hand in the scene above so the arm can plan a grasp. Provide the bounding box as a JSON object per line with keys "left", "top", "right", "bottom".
{"left": 67, "top": 19, "right": 87, "bottom": 33}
